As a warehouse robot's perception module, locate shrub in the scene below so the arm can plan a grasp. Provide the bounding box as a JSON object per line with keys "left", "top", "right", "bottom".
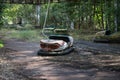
{"left": 0, "top": 40, "right": 4, "bottom": 48}
{"left": 6, "top": 30, "right": 42, "bottom": 42}
{"left": 93, "top": 31, "right": 120, "bottom": 43}
{"left": 23, "top": 24, "right": 34, "bottom": 30}
{"left": 109, "top": 32, "right": 120, "bottom": 43}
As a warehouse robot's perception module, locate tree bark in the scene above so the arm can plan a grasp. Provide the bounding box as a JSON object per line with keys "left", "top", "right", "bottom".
{"left": 114, "top": 0, "right": 118, "bottom": 32}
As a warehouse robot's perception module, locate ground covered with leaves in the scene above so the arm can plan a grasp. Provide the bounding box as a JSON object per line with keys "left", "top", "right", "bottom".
{"left": 44, "top": 48, "right": 120, "bottom": 71}
{"left": 0, "top": 39, "right": 120, "bottom": 80}
{"left": 0, "top": 48, "right": 30, "bottom": 80}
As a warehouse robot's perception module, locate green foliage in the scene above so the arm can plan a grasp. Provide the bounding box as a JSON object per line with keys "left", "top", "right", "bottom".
{"left": 2, "top": 4, "right": 35, "bottom": 25}
{"left": 1, "top": 0, "right": 120, "bottom": 32}
{"left": 94, "top": 31, "right": 120, "bottom": 43}
{"left": 0, "top": 3, "right": 6, "bottom": 27}
{"left": 0, "top": 1, "right": 120, "bottom": 43}
{"left": 0, "top": 28, "right": 96, "bottom": 41}
{"left": 70, "top": 29, "right": 96, "bottom": 40}
{"left": 0, "top": 40, "right": 4, "bottom": 48}
{"left": 109, "top": 32, "right": 120, "bottom": 42}
{"left": 5, "top": 30, "right": 42, "bottom": 42}
{"left": 22, "top": 24, "right": 34, "bottom": 30}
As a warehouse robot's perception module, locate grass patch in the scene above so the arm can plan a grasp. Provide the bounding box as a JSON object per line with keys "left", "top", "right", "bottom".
{"left": 1, "top": 29, "right": 120, "bottom": 43}
{"left": 3, "top": 29, "right": 44, "bottom": 42}
{"left": 70, "top": 29, "right": 96, "bottom": 41}
{"left": 0, "top": 29, "right": 97, "bottom": 42}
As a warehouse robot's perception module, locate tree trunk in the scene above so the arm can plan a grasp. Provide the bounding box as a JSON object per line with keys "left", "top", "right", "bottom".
{"left": 70, "top": 21, "right": 74, "bottom": 30}
{"left": 104, "top": 0, "right": 109, "bottom": 31}
{"left": 114, "top": 0, "right": 119, "bottom": 32}
{"left": 101, "top": 0, "right": 104, "bottom": 29}
{"left": 36, "top": 5, "right": 41, "bottom": 27}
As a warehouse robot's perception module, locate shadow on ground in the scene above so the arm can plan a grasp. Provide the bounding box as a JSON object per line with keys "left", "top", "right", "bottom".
{"left": 1, "top": 39, "right": 120, "bottom": 80}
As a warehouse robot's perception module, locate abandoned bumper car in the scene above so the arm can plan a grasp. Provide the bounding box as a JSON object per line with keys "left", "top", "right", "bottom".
{"left": 37, "top": 35, "right": 74, "bottom": 56}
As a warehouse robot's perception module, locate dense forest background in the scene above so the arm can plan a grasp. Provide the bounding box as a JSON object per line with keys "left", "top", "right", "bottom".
{"left": 0, "top": 0, "right": 120, "bottom": 33}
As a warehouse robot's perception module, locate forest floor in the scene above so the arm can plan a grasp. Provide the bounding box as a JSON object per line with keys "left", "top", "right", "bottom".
{"left": 0, "top": 39, "right": 120, "bottom": 80}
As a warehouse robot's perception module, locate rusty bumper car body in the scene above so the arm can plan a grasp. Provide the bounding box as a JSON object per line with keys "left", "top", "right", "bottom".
{"left": 37, "top": 35, "right": 74, "bottom": 56}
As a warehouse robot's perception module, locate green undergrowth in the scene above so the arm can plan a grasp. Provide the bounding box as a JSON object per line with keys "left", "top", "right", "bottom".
{"left": 2, "top": 29, "right": 44, "bottom": 42}
{"left": 70, "top": 29, "right": 96, "bottom": 41}
{"left": 94, "top": 32, "right": 120, "bottom": 43}
{"left": 1, "top": 29, "right": 120, "bottom": 43}
{"left": 110, "top": 32, "right": 120, "bottom": 42}
{"left": 0, "top": 40, "right": 4, "bottom": 48}
{"left": 0, "top": 29, "right": 97, "bottom": 42}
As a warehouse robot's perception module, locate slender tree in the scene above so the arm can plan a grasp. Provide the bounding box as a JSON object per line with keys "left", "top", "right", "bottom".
{"left": 0, "top": 3, "right": 5, "bottom": 27}
{"left": 114, "top": 0, "right": 120, "bottom": 32}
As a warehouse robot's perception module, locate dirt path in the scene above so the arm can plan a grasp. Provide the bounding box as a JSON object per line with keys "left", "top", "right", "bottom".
{"left": 4, "top": 39, "right": 120, "bottom": 80}
{"left": 74, "top": 40, "right": 120, "bottom": 54}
